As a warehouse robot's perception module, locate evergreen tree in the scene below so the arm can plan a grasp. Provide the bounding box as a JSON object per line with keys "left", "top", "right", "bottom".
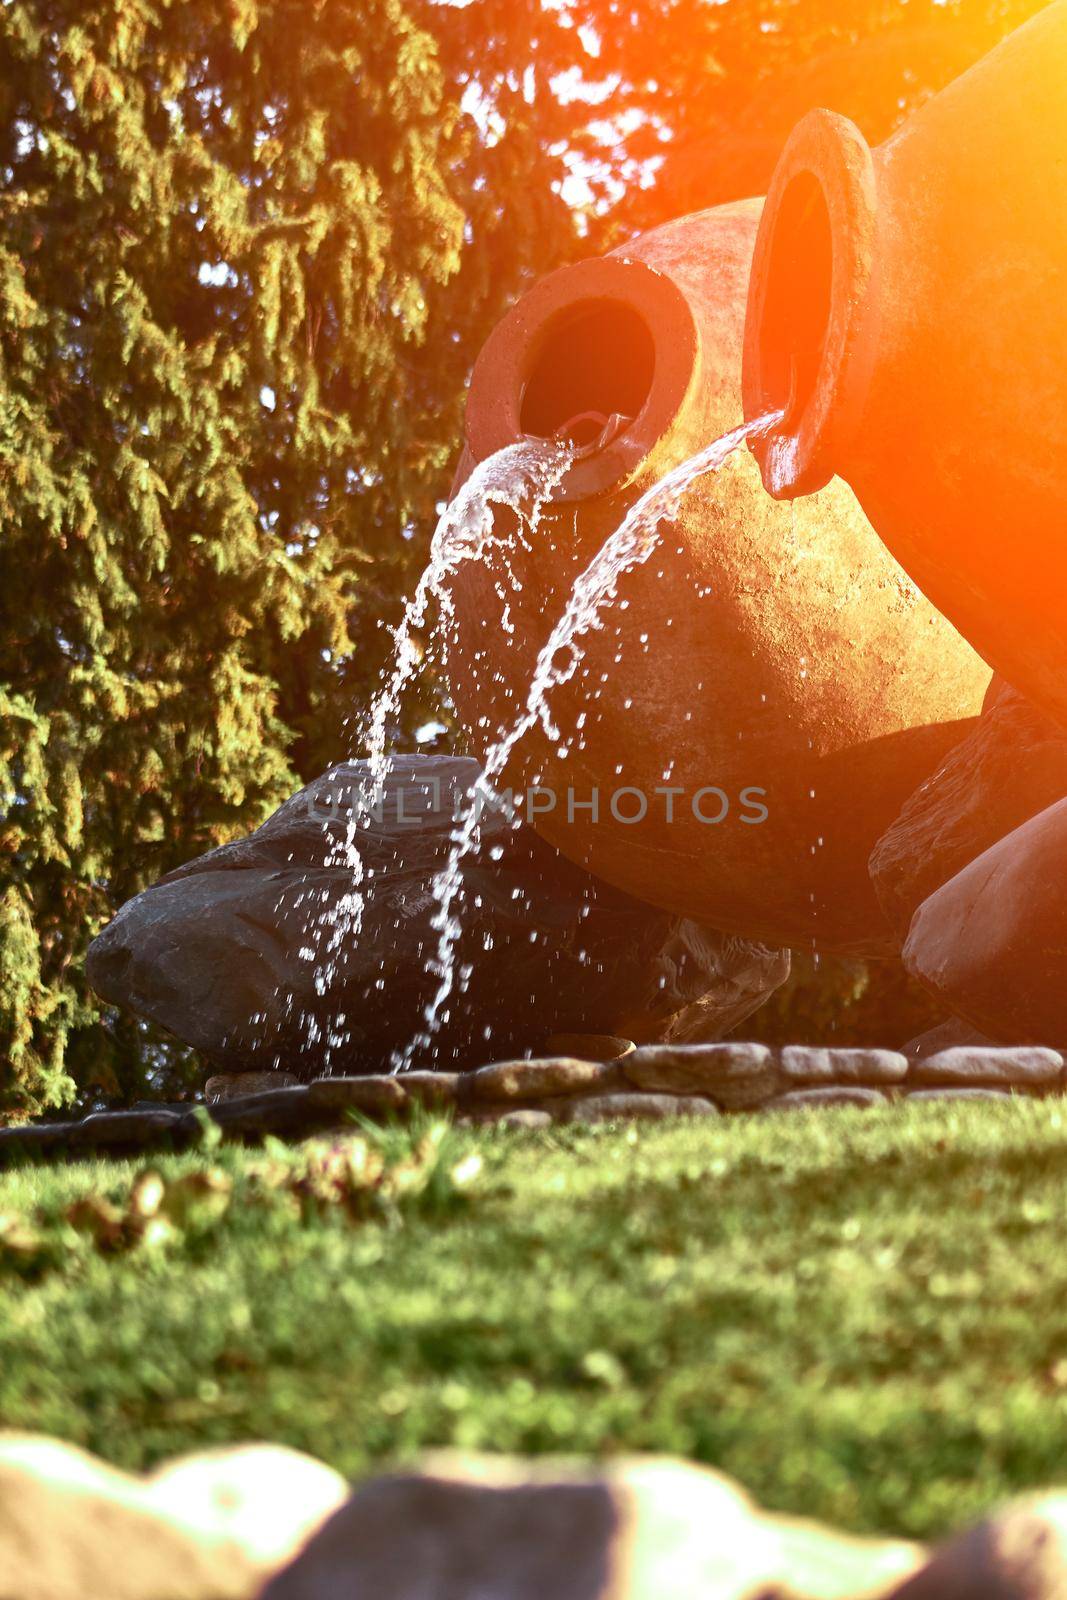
{"left": 0, "top": 0, "right": 579, "bottom": 1115}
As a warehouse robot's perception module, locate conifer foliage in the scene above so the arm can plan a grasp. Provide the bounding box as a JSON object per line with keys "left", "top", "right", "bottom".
{"left": 0, "top": 0, "right": 507, "bottom": 1114}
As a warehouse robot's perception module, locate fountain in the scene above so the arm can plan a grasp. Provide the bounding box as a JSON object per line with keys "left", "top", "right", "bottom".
{"left": 443, "top": 198, "right": 990, "bottom": 956}
{"left": 742, "top": 0, "right": 1067, "bottom": 728}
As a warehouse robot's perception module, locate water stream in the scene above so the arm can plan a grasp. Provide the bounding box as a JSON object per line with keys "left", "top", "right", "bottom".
{"left": 298, "top": 437, "right": 576, "bottom": 1064}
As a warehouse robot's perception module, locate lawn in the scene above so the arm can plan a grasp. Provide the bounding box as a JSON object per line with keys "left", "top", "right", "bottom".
{"left": 2, "top": 1100, "right": 1067, "bottom": 1542}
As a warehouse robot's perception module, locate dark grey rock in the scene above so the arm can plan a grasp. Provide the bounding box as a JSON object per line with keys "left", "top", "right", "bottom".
{"left": 206, "top": 1088, "right": 319, "bottom": 1137}
{"left": 68, "top": 1109, "right": 183, "bottom": 1148}
{"left": 870, "top": 680, "right": 1067, "bottom": 940}
{"left": 0, "top": 1122, "right": 78, "bottom": 1160}
{"left": 87, "top": 756, "right": 790, "bottom": 1080}
{"left": 903, "top": 797, "right": 1067, "bottom": 1047}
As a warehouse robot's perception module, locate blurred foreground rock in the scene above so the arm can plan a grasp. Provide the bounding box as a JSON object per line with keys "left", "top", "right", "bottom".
{"left": 87, "top": 756, "right": 789, "bottom": 1077}
{"left": 0, "top": 1434, "right": 347, "bottom": 1600}
{"left": 9, "top": 1434, "right": 1067, "bottom": 1599}
{"left": 262, "top": 1454, "right": 921, "bottom": 1600}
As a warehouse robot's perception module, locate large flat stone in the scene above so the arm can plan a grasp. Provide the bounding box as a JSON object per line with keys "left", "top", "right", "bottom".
{"left": 623, "top": 1044, "right": 779, "bottom": 1109}
{"left": 903, "top": 796, "right": 1067, "bottom": 1044}
{"left": 871, "top": 680, "right": 1067, "bottom": 938}
{"left": 87, "top": 756, "right": 791, "bottom": 1082}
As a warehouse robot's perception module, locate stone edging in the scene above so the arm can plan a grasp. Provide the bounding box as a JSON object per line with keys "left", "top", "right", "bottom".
{"left": 1, "top": 1042, "right": 1063, "bottom": 1164}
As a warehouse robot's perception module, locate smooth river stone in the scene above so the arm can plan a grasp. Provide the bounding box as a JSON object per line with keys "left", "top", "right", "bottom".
{"left": 306, "top": 1076, "right": 409, "bottom": 1113}
{"left": 208, "top": 1088, "right": 319, "bottom": 1136}
{"left": 555, "top": 1093, "right": 718, "bottom": 1125}
{"left": 396, "top": 1072, "right": 462, "bottom": 1110}
{"left": 764, "top": 1087, "right": 888, "bottom": 1114}
{"left": 493, "top": 1109, "right": 554, "bottom": 1130}
{"left": 68, "top": 1108, "right": 185, "bottom": 1148}
{"left": 622, "top": 1043, "right": 779, "bottom": 1109}
{"left": 466, "top": 1057, "right": 623, "bottom": 1103}
{"left": 780, "top": 1047, "right": 908, "bottom": 1086}
{"left": 911, "top": 1047, "right": 1063, "bottom": 1090}
{"left": 906, "top": 1088, "right": 1015, "bottom": 1104}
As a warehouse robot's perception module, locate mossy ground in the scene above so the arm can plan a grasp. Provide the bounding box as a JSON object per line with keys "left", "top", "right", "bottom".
{"left": 2, "top": 1100, "right": 1066, "bottom": 1541}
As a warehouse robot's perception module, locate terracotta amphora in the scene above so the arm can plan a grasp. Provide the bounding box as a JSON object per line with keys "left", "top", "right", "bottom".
{"left": 743, "top": 1, "right": 1067, "bottom": 726}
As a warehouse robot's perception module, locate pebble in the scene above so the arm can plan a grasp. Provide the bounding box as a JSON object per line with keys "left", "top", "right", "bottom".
{"left": 555, "top": 1092, "right": 718, "bottom": 1125}
{"left": 467, "top": 1057, "right": 623, "bottom": 1103}
{"left": 623, "top": 1043, "right": 780, "bottom": 1109}
{"left": 911, "top": 1046, "right": 1063, "bottom": 1089}
{"left": 764, "top": 1087, "right": 888, "bottom": 1113}
{"left": 779, "top": 1047, "right": 908, "bottom": 1086}
{"left": 493, "top": 1109, "right": 554, "bottom": 1130}
{"left": 906, "top": 1087, "right": 1016, "bottom": 1103}
{"left": 7, "top": 1039, "right": 1066, "bottom": 1164}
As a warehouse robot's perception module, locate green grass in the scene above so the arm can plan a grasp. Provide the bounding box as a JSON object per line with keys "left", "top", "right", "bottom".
{"left": 3, "top": 1101, "right": 1067, "bottom": 1541}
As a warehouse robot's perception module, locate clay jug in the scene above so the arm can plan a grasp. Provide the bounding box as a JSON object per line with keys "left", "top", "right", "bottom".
{"left": 445, "top": 199, "right": 989, "bottom": 955}
{"left": 743, "top": 0, "right": 1067, "bottom": 726}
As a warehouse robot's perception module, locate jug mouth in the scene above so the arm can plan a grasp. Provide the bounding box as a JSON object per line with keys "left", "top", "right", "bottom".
{"left": 464, "top": 255, "right": 700, "bottom": 501}
{"left": 743, "top": 110, "right": 877, "bottom": 498}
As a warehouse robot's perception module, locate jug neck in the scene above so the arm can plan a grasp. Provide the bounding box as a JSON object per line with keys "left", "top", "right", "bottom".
{"left": 742, "top": 109, "right": 879, "bottom": 499}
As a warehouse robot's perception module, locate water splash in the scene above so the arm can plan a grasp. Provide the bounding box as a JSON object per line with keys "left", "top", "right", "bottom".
{"left": 296, "top": 437, "right": 577, "bottom": 1069}
{"left": 401, "top": 408, "right": 785, "bottom": 1066}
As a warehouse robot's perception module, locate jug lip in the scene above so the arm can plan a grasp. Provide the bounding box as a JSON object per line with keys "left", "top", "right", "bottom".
{"left": 743, "top": 109, "right": 877, "bottom": 499}
{"left": 464, "top": 255, "right": 699, "bottom": 501}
